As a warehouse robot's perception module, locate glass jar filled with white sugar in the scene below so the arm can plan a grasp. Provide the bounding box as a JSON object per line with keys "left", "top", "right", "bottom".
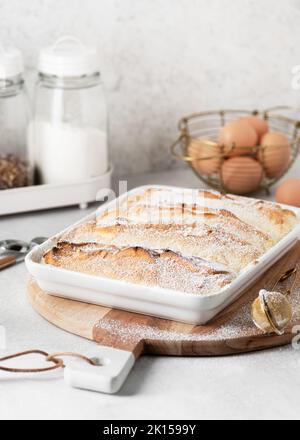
{"left": 29, "top": 37, "right": 108, "bottom": 185}
{"left": 0, "top": 48, "right": 32, "bottom": 189}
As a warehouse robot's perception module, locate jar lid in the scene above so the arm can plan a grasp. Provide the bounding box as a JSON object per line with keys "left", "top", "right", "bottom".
{"left": 38, "top": 36, "right": 100, "bottom": 77}
{"left": 0, "top": 48, "right": 24, "bottom": 78}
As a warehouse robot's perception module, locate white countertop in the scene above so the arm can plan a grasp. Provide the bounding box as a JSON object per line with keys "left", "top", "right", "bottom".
{"left": 1, "top": 165, "right": 300, "bottom": 420}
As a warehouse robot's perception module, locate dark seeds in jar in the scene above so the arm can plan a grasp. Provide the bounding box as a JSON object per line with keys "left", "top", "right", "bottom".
{"left": 0, "top": 154, "right": 29, "bottom": 189}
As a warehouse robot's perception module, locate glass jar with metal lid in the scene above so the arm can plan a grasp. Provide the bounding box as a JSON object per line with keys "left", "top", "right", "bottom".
{"left": 0, "top": 48, "right": 32, "bottom": 190}
{"left": 29, "top": 37, "right": 108, "bottom": 185}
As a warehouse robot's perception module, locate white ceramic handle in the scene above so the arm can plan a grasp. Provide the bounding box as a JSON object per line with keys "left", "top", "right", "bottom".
{"left": 63, "top": 346, "right": 135, "bottom": 394}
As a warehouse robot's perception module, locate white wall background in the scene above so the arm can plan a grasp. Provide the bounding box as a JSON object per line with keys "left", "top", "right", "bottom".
{"left": 1, "top": 0, "right": 300, "bottom": 177}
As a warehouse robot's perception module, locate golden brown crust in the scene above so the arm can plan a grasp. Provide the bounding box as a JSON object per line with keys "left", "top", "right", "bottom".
{"left": 43, "top": 187, "right": 299, "bottom": 295}
{"left": 54, "top": 188, "right": 298, "bottom": 274}
{"left": 43, "top": 243, "right": 233, "bottom": 295}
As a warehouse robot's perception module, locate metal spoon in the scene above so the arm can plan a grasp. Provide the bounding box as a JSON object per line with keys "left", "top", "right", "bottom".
{"left": 0, "top": 240, "right": 30, "bottom": 253}
{"left": 0, "top": 237, "right": 47, "bottom": 271}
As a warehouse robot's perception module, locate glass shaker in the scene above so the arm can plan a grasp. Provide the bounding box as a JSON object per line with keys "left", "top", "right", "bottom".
{"left": 29, "top": 37, "right": 108, "bottom": 185}
{"left": 0, "top": 48, "right": 32, "bottom": 189}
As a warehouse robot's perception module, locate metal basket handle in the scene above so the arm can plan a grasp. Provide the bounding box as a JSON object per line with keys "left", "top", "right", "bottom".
{"left": 170, "top": 133, "right": 191, "bottom": 162}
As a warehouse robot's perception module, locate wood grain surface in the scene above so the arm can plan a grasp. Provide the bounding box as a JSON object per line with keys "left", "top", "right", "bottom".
{"left": 27, "top": 242, "right": 300, "bottom": 359}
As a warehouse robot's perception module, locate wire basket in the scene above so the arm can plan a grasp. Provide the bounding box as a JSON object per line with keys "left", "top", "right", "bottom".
{"left": 171, "top": 109, "right": 300, "bottom": 195}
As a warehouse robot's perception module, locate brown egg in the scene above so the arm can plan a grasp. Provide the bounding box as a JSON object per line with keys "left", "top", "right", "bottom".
{"left": 219, "top": 120, "right": 258, "bottom": 156}
{"left": 187, "top": 138, "right": 221, "bottom": 175}
{"left": 239, "top": 116, "right": 269, "bottom": 140}
{"left": 275, "top": 178, "right": 300, "bottom": 207}
{"left": 221, "top": 156, "right": 263, "bottom": 195}
{"left": 259, "top": 132, "right": 291, "bottom": 178}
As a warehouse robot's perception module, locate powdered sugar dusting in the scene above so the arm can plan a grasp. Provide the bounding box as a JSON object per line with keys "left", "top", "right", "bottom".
{"left": 50, "top": 186, "right": 299, "bottom": 294}
{"left": 93, "top": 187, "right": 298, "bottom": 274}
{"left": 95, "top": 304, "right": 259, "bottom": 344}
{"left": 95, "top": 278, "right": 300, "bottom": 343}
{"left": 46, "top": 242, "right": 234, "bottom": 296}
{"left": 97, "top": 187, "right": 298, "bottom": 246}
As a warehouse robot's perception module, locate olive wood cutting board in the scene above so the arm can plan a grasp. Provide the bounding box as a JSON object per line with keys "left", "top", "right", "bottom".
{"left": 27, "top": 242, "right": 300, "bottom": 359}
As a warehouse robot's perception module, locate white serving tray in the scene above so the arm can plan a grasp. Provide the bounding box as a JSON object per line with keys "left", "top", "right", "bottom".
{"left": 26, "top": 185, "right": 300, "bottom": 325}
{"left": 0, "top": 167, "right": 112, "bottom": 216}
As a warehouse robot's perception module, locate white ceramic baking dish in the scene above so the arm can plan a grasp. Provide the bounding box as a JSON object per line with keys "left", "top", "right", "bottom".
{"left": 26, "top": 185, "right": 300, "bottom": 325}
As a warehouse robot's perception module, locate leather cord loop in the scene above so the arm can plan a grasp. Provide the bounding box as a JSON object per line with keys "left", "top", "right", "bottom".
{"left": 0, "top": 350, "right": 63, "bottom": 373}
{"left": 0, "top": 350, "right": 96, "bottom": 374}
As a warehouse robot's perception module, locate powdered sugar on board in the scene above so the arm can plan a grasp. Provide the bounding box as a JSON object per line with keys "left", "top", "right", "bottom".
{"left": 95, "top": 278, "right": 300, "bottom": 343}
{"left": 95, "top": 304, "right": 261, "bottom": 343}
